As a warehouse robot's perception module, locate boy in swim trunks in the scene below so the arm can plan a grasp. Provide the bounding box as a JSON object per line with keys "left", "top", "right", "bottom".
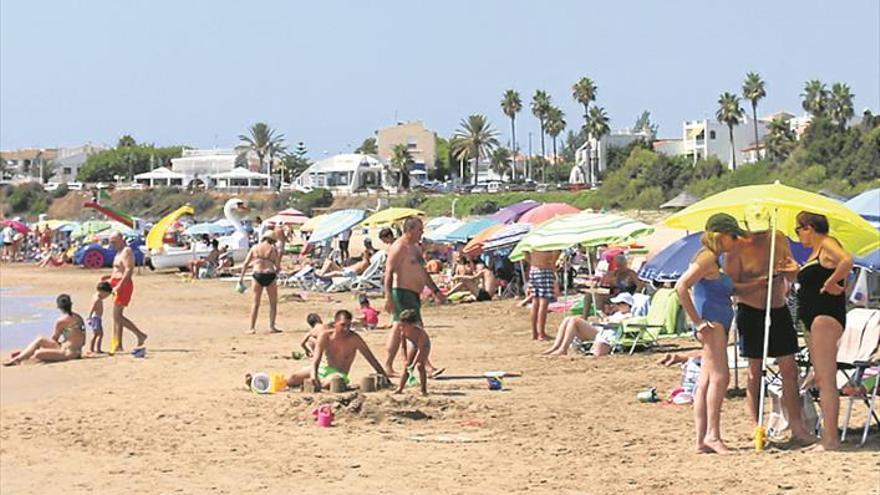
{"left": 394, "top": 309, "right": 431, "bottom": 396}
{"left": 524, "top": 250, "right": 561, "bottom": 340}
{"left": 87, "top": 281, "right": 113, "bottom": 353}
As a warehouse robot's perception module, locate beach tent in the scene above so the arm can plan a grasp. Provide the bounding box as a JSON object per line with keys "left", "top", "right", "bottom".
{"left": 264, "top": 208, "right": 310, "bottom": 226}
{"left": 660, "top": 191, "right": 700, "bottom": 209}
{"left": 307, "top": 209, "right": 366, "bottom": 244}
{"left": 517, "top": 203, "right": 580, "bottom": 225}
{"left": 424, "top": 219, "right": 464, "bottom": 242}
{"left": 490, "top": 200, "right": 541, "bottom": 224}
{"left": 146, "top": 205, "right": 195, "bottom": 251}
{"left": 845, "top": 188, "right": 880, "bottom": 228}
{"left": 361, "top": 207, "right": 424, "bottom": 227}
{"left": 461, "top": 224, "right": 506, "bottom": 256}
{"left": 442, "top": 218, "right": 500, "bottom": 244}
{"left": 510, "top": 212, "right": 654, "bottom": 262}
{"left": 482, "top": 223, "right": 532, "bottom": 253}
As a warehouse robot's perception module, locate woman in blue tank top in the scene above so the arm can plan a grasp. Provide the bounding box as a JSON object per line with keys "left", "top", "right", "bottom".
{"left": 675, "top": 213, "right": 741, "bottom": 455}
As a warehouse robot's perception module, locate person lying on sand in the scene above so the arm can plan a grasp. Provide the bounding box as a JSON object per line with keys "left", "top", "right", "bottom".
{"left": 286, "top": 310, "right": 388, "bottom": 390}
{"left": 541, "top": 293, "right": 634, "bottom": 356}
{"left": 395, "top": 310, "right": 432, "bottom": 396}
{"left": 4, "top": 294, "right": 86, "bottom": 366}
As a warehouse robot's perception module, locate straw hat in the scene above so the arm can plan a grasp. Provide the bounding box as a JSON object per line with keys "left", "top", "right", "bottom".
{"left": 262, "top": 230, "right": 277, "bottom": 242}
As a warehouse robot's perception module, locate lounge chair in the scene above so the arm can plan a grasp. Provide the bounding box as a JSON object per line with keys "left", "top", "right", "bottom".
{"left": 328, "top": 251, "right": 387, "bottom": 294}
{"left": 837, "top": 308, "right": 880, "bottom": 446}
{"left": 618, "top": 288, "right": 682, "bottom": 355}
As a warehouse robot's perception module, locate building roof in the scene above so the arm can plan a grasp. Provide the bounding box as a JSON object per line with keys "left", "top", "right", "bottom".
{"left": 134, "top": 166, "right": 186, "bottom": 179}
{"left": 0, "top": 148, "right": 58, "bottom": 161}
{"left": 759, "top": 111, "right": 796, "bottom": 123}
{"left": 211, "top": 167, "right": 268, "bottom": 179}
{"left": 306, "top": 153, "right": 386, "bottom": 174}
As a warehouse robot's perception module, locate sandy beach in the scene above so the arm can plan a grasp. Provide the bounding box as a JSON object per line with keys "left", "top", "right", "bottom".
{"left": 0, "top": 264, "right": 877, "bottom": 495}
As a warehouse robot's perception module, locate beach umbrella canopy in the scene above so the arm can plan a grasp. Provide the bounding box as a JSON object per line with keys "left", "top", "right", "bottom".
{"left": 57, "top": 222, "right": 80, "bottom": 233}
{"left": 461, "top": 224, "right": 506, "bottom": 256}
{"left": 361, "top": 207, "right": 424, "bottom": 227}
{"left": 638, "top": 232, "right": 812, "bottom": 283}
{"left": 299, "top": 214, "right": 327, "bottom": 233}
{"left": 845, "top": 188, "right": 880, "bottom": 227}
{"left": 665, "top": 182, "right": 879, "bottom": 256}
{"left": 442, "top": 218, "right": 500, "bottom": 244}
{"left": 424, "top": 219, "right": 464, "bottom": 242}
{"left": 307, "top": 209, "right": 366, "bottom": 244}
{"left": 34, "top": 219, "right": 73, "bottom": 230}
{"left": 483, "top": 223, "right": 532, "bottom": 252}
{"left": 510, "top": 212, "right": 654, "bottom": 261}
{"left": 517, "top": 203, "right": 580, "bottom": 225}
{"left": 855, "top": 249, "right": 880, "bottom": 271}
{"left": 264, "top": 208, "right": 310, "bottom": 226}
{"left": 490, "top": 200, "right": 541, "bottom": 224}
{"left": 70, "top": 220, "right": 112, "bottom": 239}
{"left": 184, "top": 222, "right": 229, "bottom": 236}
{"left": 0, "top": 220, "right": 29, "bottom": 233}
{"left": 425, "top": 216, "right": 458, "bottom": 231}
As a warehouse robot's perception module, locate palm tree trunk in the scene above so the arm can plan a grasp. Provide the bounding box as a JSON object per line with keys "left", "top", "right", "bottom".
{"left": 510, "top": 117, "right": 517, "bottom": 182}
{"left": 539, "top": 120, "right": 546, "bottom": 161}
{"left": 751, "top": 101, "right": 759, "bottom": 161}
{"left": 552, "top": 137, "right": 558, "bottom": 183}
{"left": 473, "top": 147, "right": 479, "bottom": 186}
{"left": 728, "top": 124, "right": 737, "bottom": 171}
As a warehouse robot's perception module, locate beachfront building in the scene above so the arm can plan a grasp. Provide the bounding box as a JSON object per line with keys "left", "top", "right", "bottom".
{"left": 0, "top": 148, "right": 58, "bottom": 183}
{"left": 654, "top": 116, "right": 770, "bottom": 169}
{"left": 170, "top": 149, "right": 237, "bottom": 188}
{"left": 134, "top": 166, "right": 186, "bottom": 187}
{"left": 292, "top": 153, "right": 388, "bottom": 195}
{"left": 573, "top": 129, "right": 653, "bottom": 184}
{"left": 51, "top": 143, "right": 108, "bottom": 183}
{"left": 212, "top": 167, "right": 269, "bottom": 189}
{"left": 376, "top": 121, "right": 437, "bottom": 184}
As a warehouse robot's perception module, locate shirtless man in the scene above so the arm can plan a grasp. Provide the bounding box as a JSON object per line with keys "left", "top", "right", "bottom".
{"left": 285, "top": 310, "right": 387, "bottom": 389}
{"left": 720, "top": 222, "right": 814, "bottom": 444}
{"left": 383, "top": 217, "right": 446, "bottom": 376}
{"left": 448, "top": 260, "right": 496, "bottom": 301}
{"left": 108, "top": 232, "right": 147, "bottom": 352}
{"left": 524, "top": 250, "right": 561, "bottom": 340}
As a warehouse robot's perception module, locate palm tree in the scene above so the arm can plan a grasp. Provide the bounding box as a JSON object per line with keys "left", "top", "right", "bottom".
{"left": 531, "top": 90, "right": 552, "bottom": 162}
{"left": 390, "top": 143, "right": 414, "bottom": 189}
{"left": 742, "top": 72, "right": 766, "bottom": 158}
{"left": 765, "top": 117, "right": 796, "bottom": 163}
{"left": 237, "top": 122, "right": 286, "bottom": 189}
{"left": 585, "top": 106, "right": 610, "bottom": 183}
{"left": 490, "top": 147, "right": 512, "bottom": 181}
{"left": 451, "top": 114, "right": 500, "bottom": 185}
{"left": 716, "top": 92, "right": 745, "bottom": 170}
{"left": 572, "top": 77, "right": 597, "bottom": 132}
{"left": 545, "top": 106, "right": 566, "bottom": 183}
{"left": 500, "top": 89, "right": 522, "bottom": 181}
{"left": 355, "top": 137, "right": 378, "bottom": 154}
{"left": 829, "top": 82, "right": 855, "bottom": 129}
{"left": 801, "top": 80, "right": 829, "bottom": 117}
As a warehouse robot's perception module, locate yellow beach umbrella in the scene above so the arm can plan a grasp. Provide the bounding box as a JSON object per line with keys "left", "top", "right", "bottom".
{"left": 299, "top": 214, "right": 327, "bottom": 232}
{"left": 35, "top": 219, "right": 73, "bottom": 230}
{"left": 146, "top": 204, "right": 195, "bottom": 251}
{"left": 360, "top": 207, "right": 424, "bottom": 227}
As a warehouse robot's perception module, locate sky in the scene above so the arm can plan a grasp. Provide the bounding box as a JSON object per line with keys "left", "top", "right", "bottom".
{"left": 1, "top": 0, "right": 878, "bottom": 156}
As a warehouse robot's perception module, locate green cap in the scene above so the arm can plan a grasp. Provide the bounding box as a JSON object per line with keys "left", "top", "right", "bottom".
{"left": 705, "top": 213, "right": 746, "bottom": 237}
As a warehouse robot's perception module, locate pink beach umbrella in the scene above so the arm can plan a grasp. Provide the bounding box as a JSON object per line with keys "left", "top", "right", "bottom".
{"left": 0, "top": 219, "right": 30, "bottom": 234}
{"left": 265, "top": 208, "right": 310, "bottom": 226}
{"left": 517, "top": 203, "right": 580, "bottom": 225}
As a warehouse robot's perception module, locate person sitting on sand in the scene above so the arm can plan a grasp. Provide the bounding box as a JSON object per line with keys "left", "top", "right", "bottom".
{"left": 300, "top": 313, "right": 327, "bottom": 358}
{"left": 447, "top": 260, "right": 496, "bottom": 302}
{"left": 357, "top": 294, "right": 381, "bottom": 330}
{"left": 187, "top": 239, "right": 221, "bottom": 277}
{"left": 4, "top": 294, "right": 86, "bottom": 366}
{"left": 286, "top": 310, "right": 388, "bottom": 390}
{"left": 395, "top": 309, "right": 431, "bottom": 396}
{"left": 541, "top": 293, "right": 635, "bottom": 356}
{"left": 87, "top": 281, "right": 113, "bottom": 354}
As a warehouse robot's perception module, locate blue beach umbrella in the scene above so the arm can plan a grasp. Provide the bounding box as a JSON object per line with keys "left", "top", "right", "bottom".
{"left": 855, "top": 249, "right": 880, "bottom": 271}
{"left": 307, "top": 209, "right": 366, "bottom": 244}
{"left": 185, "top": 222, "right": 229, "bottom": 236}
{"left": 442, "top": 218, "right": 500, "bottom": 244}
{"left": 845, "top": 188, "right": 880, "bottom": 227}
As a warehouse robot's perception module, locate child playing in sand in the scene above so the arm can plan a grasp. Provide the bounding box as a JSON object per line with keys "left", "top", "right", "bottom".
{"left": 357, "top": 294, "right": 380, "bottom": 330}
{"left": 395, "top": 309, "right": 431, "bottom": 396}
{"left": 300, "top": 313, "right": 325, "bottom": 358}
{"left": 87, "top": 281, "right": 113, "bottom": 353}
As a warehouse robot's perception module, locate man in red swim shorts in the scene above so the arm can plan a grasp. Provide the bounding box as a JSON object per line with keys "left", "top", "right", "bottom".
{"left": 109, "top": 232, "right": 147, "bottom": 352}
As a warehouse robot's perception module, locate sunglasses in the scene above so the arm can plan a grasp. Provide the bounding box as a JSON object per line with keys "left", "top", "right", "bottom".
{"left": 794, "top": 225, "right": 809, "bottom": 234}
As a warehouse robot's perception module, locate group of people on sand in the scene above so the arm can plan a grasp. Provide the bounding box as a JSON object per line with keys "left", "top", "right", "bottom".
{"left": 4, "top": 232, "right": 147, "bottom": 366}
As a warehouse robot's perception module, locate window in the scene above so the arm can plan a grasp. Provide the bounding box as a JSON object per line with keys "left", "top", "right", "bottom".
{"left": 709, "top": 130, "right": 716, "bottom": 139}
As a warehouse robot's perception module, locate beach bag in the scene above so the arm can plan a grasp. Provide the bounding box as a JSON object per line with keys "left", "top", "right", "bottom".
{"left": 681, "top": 358, "right": 701, "bottom": 396}
{"left": 766, "top": 377, "right": 819, "bottom": 440}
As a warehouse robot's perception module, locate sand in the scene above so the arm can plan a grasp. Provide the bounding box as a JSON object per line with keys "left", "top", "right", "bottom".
{"left": 1, "top": 264, "right": 877, "bottom": 494}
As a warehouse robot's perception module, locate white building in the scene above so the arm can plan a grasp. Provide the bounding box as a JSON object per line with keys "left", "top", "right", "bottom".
{"left": 134, "top": 166, "right": 186, "bottom": 187}
{"left": 293, "top": 153, "right": 388, "bottom": 195}
{"left": 52, "top": 143, "right": 107, "bottom": 183}
{"left": 170, "top": 149, "right": 238, "bottom": 188}
{"left": 212, "top": 167, "right": 269, "bottom": 189}
{"left": 573, "top": 129, "right": 653, "bottom": 184}
{"left": 654, "top": 116, "right": 769, "bottom": 169}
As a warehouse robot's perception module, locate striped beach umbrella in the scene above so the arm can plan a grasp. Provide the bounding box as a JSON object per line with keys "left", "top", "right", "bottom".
{"left": 509, "top": 212, "right": 654, "bottom": 261}
{"left": 482, "top": 223, "right": 532, "bottom": 252}
{"left": 264, "top": 208, "right": 310, "bottom": 226}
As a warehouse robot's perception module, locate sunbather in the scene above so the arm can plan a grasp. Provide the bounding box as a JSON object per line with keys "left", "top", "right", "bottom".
{"left": 4, "top": 294, "right": 86, "bottom": 366}
{"left": 541, "top": 293, "right": 634, "bottom": 356}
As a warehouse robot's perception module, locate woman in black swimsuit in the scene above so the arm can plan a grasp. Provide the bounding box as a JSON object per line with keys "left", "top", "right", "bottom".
{"left": 795, "top": 211, "right": 853, "bottom": 451}
{"left": 239, "top": 230, "right": 282, "bottom": 334}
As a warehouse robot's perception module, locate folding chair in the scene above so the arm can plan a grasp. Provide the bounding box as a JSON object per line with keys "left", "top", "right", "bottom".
{"left": 618, "top": 288, "right": 681, "bottom": 355}
{"left": 837, "top": 308, "right": 880, "bottom": 445}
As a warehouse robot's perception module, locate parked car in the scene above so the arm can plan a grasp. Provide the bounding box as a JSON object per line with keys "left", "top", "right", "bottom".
{"left": 487, "top": 181, "right": 503, "bottom": 193}
{"left": 471, "top": 184, "right": 488, "bottom": 193}
{"left": 43, "top": 182, "right": 61, "bottom": 192}
{"left": 74, "top": 238, "right": 146, "bottom": 269}
{"left": 522, "top": 180, "right": 537, "bottom": 191}
{"left": 66, "top": 181, "right": 84, "bottom": 191}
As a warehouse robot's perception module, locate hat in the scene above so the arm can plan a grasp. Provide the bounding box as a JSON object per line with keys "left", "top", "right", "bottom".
{"left": 262, "top": 230, "right": 277, "bottom": 242}
{"left": 609, "top": 292, "right": 635, "bottom": 307}
{"left": 705, "top": 213, "right": 746, "bottom": 237}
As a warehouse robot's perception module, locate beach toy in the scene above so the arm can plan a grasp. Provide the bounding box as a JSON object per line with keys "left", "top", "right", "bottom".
{"left": 109, "top": 336, "right": 119, "bottom": 355}
{"left": 131, "top": 347, "right": 146, "bottom": 358}
{"left": 637, "top": 387, "right": 659, "bottom": 403}
{"left": 313, "top": 404, "right": 334, "bottom": 427}
{"left": 375, "top": 374, "right": 391, "bottom": 390}
{"left": 235, "top": 281, "right": 247, "bottom": 294}
{"left": 249, "top": 372, "right": 287, "bottom": 394}
{"left": 486, "top": 376, "right": 503, "bottom": 391}
{"left": 329, "top": 376, "right": 347, "bottom": 393}
{"left": 291, "top": 351, "right": 304, "bottom": 360}
{"left": 754, "top": 426, "right": 766, "bottom": 452}
{"left": 360, "top": 375, "right": 377, "bottom": 393}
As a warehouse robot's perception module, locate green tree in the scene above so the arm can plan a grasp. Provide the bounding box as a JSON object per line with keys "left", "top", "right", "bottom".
{"left": 237, "top": 122, "right": 285, "bottom": 188}
{"left": 355, "top": 137, "right": 377, "bottom": 154}
{"left": 500, "top": 89, "right": 522, "bottom": 181}
{"left": 572, "top": 77, "right": 597, "bottom": 134}
{"left": 280, "top": 141, "right": 311, "bottom": 183}
{"left": 117, "top": 135, "right": 137, "bottom": 148}
{"left": 545, "top": 106, "right": 566, "bottom": 183}
{"left": 78, "top": 144, "right": 184, "bottom": 182}
{"left": 829, "top": 82, "right": 855, "bottom": 129}
{"left": 433, "top": 136, "right": 452, "bottom": 181}
{"left": 632, "top": 110, "right": 658, "bottom": 138}
{"left": 716, "top": 92, "right": 745, "bottom": 170}
{"left": 765, "top": 117, "right": 796, "bottom": 163}
{"left": 801, "top": 80, "right": 829, "bottom": 117}
{"left": 531, "top": 90, "right": 552, "bottom": 161}
{"left": 742, "top": 72, "right": 766, "bottom": 154}
{"left": 451, "top": 114, "right": 499, "bottom": 185}
{"left": 390, "top": 143, "right": 414, "bottom": 189}
{"left": 585, "top": 106, "right": 610, "bottom": 180}
{"left": 490, "top": 147, "right": 512, "bottom": 181}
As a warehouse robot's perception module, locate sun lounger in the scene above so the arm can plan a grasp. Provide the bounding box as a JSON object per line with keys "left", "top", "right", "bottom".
{"left": 837, "top": 308, "right": 880, "bottom": 445}
{"left": 618, "top": 288, "right": 682, "bottom": 355}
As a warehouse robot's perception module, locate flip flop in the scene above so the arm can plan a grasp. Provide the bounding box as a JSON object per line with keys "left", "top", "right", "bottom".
{"left": 429, "top": 368, "right": 446, "bottom": 379}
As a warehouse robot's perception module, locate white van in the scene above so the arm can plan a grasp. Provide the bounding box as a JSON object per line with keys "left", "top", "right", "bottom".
{"left": 487, "top": 181, "right": 503, "bottom": 193}
{"left": 66, "top": 182, "right": 84, "bottom": 191}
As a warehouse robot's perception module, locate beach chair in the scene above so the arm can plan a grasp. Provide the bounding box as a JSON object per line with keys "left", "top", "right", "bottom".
{"left": 283, "top": 265, "right": 316, "bottom": 289}
{"left": 837, "top": 308, "right": 880, "bottom": 445}
{"left": 327, "top": 251, "right": 387, "bottom": 293}
{"left": 618, "top": 288, "right": 681, "bottom": 355}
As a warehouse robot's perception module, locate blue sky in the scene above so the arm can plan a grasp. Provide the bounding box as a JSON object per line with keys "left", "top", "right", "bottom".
{"left": 1, "top": 0, "right": 878, "bottom": 156}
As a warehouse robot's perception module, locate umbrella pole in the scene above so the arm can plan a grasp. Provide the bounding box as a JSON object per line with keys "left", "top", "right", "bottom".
{"left": 755, "top": 208, "right": 778, "bottom": 452}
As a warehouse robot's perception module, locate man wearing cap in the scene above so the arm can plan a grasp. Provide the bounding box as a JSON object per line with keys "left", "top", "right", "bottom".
{"left": 541, "top": 292, "right": 634, "bottom": 356}
{"left": 712, "top": 212, "right": 814, "bottom": 444}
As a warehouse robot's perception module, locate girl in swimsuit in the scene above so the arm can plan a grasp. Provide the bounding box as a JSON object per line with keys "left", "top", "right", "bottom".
{"left": 795, "top": 211, "right": 853, "bottom": 451}
{"left": 675, "top": 224, "right": 738, "bottom": 454}
{"left": 239, "top": 230, "right": 282, "bottom": 334}
{"left": 4, "top": 294, "right": 86, "bottom": 366}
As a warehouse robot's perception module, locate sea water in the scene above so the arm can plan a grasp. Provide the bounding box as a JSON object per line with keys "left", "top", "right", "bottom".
{"left": 0, "top": 287, "right": 58, "bottom": 351}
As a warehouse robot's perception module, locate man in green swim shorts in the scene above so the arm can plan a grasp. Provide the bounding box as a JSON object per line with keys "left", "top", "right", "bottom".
{"left": 285, "top": 310, "right": 388, "bottom": 390}
{"left": 383, "top": 217, "right": 446, "bottom": 376}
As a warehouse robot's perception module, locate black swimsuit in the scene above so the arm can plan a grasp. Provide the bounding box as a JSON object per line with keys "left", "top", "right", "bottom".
{"left": 251, "top": 251, "right": 278, "bottom": 287}
{"left": 796, "top": 252, "right": 846, "bottom": 331}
